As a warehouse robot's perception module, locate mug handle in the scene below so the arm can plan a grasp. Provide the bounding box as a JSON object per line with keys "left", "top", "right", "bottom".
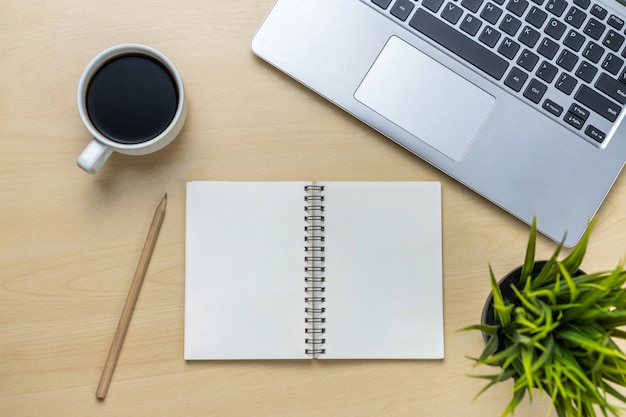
{"left": 77, "top": 139, "right": 113, "bottom": 174}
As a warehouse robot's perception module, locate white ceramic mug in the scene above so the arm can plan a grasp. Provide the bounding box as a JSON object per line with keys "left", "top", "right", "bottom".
{"left": 76, "top": 44, "right": 187, "bottom": 174}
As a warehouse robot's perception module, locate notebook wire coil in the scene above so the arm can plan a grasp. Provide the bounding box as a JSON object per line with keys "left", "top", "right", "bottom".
{"left": 304, "top": 184, "right": 326, "bottom": 356}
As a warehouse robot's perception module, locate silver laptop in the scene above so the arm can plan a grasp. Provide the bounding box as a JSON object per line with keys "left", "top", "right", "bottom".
{"left": 251, "top": 0, "right": 626, "bottom": 246}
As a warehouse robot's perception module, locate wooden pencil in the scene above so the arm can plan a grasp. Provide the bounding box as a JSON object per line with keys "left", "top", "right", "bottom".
{"left": 95, "top": 193, "right": 167, "bottom": 400}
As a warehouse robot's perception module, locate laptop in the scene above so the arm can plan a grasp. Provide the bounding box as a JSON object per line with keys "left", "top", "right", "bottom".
{"left": 251, "top": 0, "right": 626, "bottom": 246}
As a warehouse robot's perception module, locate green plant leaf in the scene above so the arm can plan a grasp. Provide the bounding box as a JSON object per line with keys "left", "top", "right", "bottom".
{"left": 548, "top": 365, "right": 569, "bottom": 405}
{"left": 476, "top": 333, "right": 501, "bottom": 363}
{"left": 555, "top": 345, "right": 611, "bottom": 408}
{"left": 564, "top": 268, "right": 626, "bottom": 324}
{"left": 515, "top": 317, "right": 539, "bottom": 334}
{"left": 460, "top": 323, "right": 500, "bottom": 335}
{"left": 532, "top": 246, "right": 563, "bottom": 288}
{"left": 611, "top": 328, "right": 626, "bottom": 339}
{"left": 553, "top": 399, "right": 567, "bottom": 417}
{"left": 500, "top": 348, "right": 521, "bottom": 373}
{"left": 511, "top": 284, "right": 541, "bottom": 316}
{"left": 500, "top": 386, "right": 526, "bottom": 417}
{"left": 561, "top": 218, "right": 596, "bottom": 275}
{"left": 528, "top": 288, "right": 557, "bottom": 304}
{"left": 603, "top": 382, "right": 626, "bottom": 405}
{"left": 520, "top": 216, "right": 537, "bottom": 286}
{"left": 532, "top": 302, "right": 560, "bottom": 342}
{"left": 592, "top": 352, "right": 606, "bottom": 374}
{"left": 520, "top": 346, "right": 535, "bottom": 398}
{"left": 490, "top": 265, "right": 513, "bottom": 327}
{"left": 479, "top": 342, "right": 517, "bottom": 366}
{"left": 468, "top": 369, "right": 518, "bottom": 401}
{"left": 558, "top": 262, "right": 580, "bottom": 304}
{"left": 531, "top": 334, "right": 555, "bottom": 373}
{"left": 559, "top": 327, "right": 624, "bottom": 359}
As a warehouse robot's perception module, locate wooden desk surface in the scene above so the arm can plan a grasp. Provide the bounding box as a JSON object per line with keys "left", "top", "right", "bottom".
{"left": 2, "top": 1, "right": 625, "bottom": 416}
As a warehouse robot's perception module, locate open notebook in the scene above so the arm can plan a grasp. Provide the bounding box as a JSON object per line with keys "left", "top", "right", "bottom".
{"left": 184, "top": 181, "right": 443, "bottom": 360}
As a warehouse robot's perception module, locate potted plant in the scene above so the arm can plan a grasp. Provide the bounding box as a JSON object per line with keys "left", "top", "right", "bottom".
{"left": 464, "top": 218, "right": 626, "bottom": 417}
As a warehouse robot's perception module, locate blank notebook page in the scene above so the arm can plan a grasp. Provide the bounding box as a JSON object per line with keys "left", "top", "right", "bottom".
{"left": 320, "top": 182, "right": 443, "bottom": 359}
{"left": 185, "top": 182, "right": 309, "bottom": 359}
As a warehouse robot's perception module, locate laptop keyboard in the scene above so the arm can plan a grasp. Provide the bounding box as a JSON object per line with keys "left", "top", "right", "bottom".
{"left": 369, "top": 0, "right": 626, "bottom": 146}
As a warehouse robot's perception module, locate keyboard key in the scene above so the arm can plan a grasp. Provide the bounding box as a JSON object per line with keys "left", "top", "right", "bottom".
{"left": 498, "top": 37, "right": 520, "bottom": 58}
{"left": 574, "top": 0, "right": 590, "bottom": 9}
{"left": 423, "top": 0, "right": 445, "bottom": 12}
{"left": 526, "top": 6, "right": 547, "bottom": 27}
{"left": 479, "top": 25, "right": 502, "bottom": 47}
{"left": 585, "top": 125, "right": 606, "bottom": 142}
{"left": 545, "top": 18, "right": 567, "bottom": 39}
{"left": 564, "top": 112, "right": 585, "bottom": 129}
{"left": 608, "top": 15, "right": 625, "bottom": 30}
{"left": 523, "top": 78, "right": 548, "bottom": 102}
{"left": 505, "top": 66, "right": 528, "bottom": 91}
{"left": 461, "top": 14, "right": 484, "bottom": 36}
{"left": 481, "top": 3, "right": 503, "bottom": 24}
{"left": 582, "top": 41, "right": 605, "bottom": 63}
{"left": 517, "top": 49, "right": 539, "bottom": 70}
{"left": 584, "top": 18, "right": 606, "bottom": 40}
{"left": 556, "top": 49, "right": 578, "bottom": 70}
{"left": 564, "top": 29, "right": 586, "bottom": 51}
{"left": 409, "top": 9, "right": 510, "bottom": 79}
{"left": 372, "top": 0, "right": 393, "bottom": 9}
{"left": 545, "top": 0, "right": 567, "bottom": 16}
{"left": 576, "top": 61, "right": 598, "bottom": 82}
{"left": 442, "top": 2, "right": 464, "bottom": 24}
{"left": 575, "top": 84, "right": 621, "bottom": 121}
{"left": 519, "top": 25, "right": 541, "bottom": 47}
{"left": 462, "top": 0, "right": 484, "bottom": 13}
{"left": 602, "top": 53, "right": 624, "bottom": 75}
{"left": 564, "top": 6, "right": 587, "bottom": 28}
{"left": 500, "top": 14, "right": 522, "bottom": 35}
{"left": 595, "top": 73, "right": 626, "bottom": 104}
{"left": 603, "top": 30, "right": 625, "bottom": 52}
{"left": 556, "top": 73, "right": 578, "bottom": 94}
{"left": 506, "top": 0, "right": 529, "bottom": 16}
{"left": 537, "top": 60, "right": 559, "bottom": 82}
{"left": 537, "top": 37, "right": 560, "bottom": 59}
{"left": 543, "top": 98, "right": 564, "bottom": 115}
{"left": 391, "top": 0, "right": 415, "bottom": 21}
{"left": 590, "top": 4, "right": 607, "bottom": 20}
{"left": 569, "top": 103, "right": 590, "bottom": 120}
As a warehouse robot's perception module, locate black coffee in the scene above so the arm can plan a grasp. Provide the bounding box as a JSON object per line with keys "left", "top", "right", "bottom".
{"left": 86, "top": 54, "right": 178, "bottom": 144}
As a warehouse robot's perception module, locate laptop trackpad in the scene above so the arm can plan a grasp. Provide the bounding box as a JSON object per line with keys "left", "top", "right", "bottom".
{"left": 355, "top": 36, "right": 495, "bottom": 162}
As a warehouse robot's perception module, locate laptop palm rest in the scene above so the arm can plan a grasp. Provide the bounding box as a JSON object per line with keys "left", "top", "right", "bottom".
{"left": 355, "top": 36, "right": 496, "bottom": 162}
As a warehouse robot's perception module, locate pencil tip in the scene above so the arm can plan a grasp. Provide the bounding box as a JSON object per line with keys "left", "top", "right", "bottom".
{"left": 164, "top": 192, "right": 168, "bottom": 200}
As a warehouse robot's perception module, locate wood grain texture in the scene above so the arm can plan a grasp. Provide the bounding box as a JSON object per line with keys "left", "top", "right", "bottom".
{"left": 1, "top": 1, "right": 625, "bottom": 416}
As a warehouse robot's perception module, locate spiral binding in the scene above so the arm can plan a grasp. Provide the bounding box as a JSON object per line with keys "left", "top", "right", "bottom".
{"left": 304, "top": 184, "right": 326, "bottom": 356}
